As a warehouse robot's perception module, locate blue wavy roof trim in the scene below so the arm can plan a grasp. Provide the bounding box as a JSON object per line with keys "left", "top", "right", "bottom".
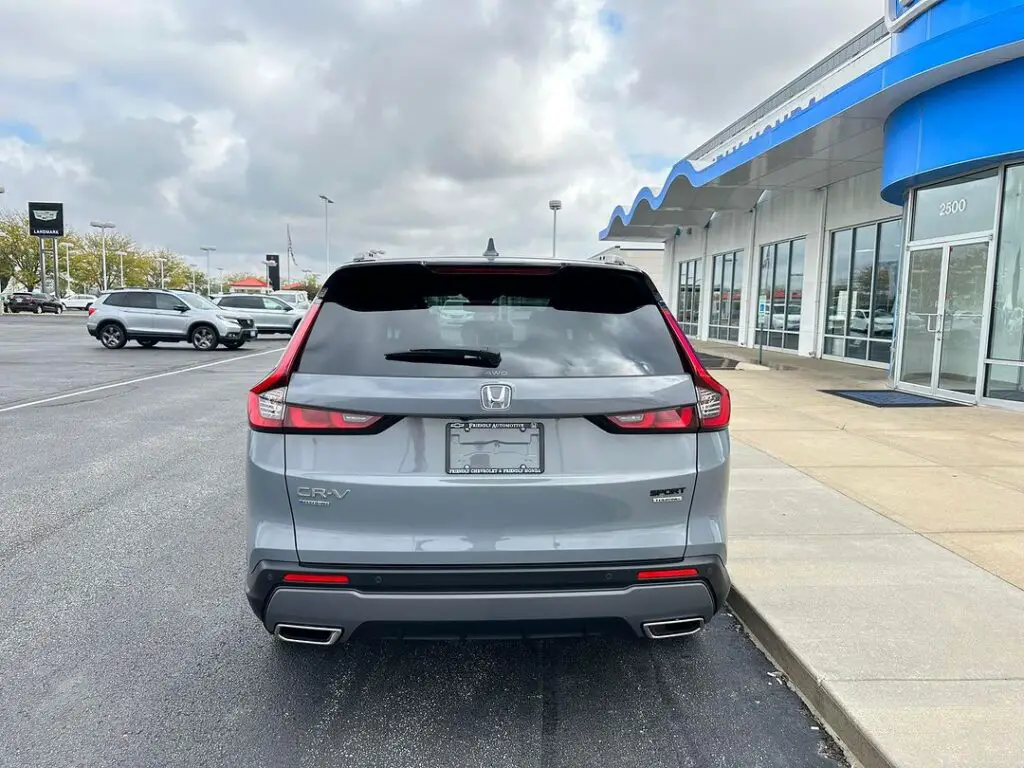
{"left": 599, "top": 6, "right": 1024, "bottom": 240}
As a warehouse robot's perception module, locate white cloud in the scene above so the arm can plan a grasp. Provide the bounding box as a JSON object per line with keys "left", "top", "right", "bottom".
{"left": 0, "top": 0, "right": 881, "bottom": 276}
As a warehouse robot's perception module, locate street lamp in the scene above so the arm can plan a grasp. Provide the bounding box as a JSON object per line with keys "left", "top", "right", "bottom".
{"left": 199, "top": 245, "right": 216, "bottom": 294}
{"left": 217, "top": 266, "right": 224, "bottom": 294}
{"left": 61, "top": 244, "right": 75, "bottom": 289}
{"left": 90, "top": 221, "right": 116, "bottom": 290}
{"left": 52, "top": 242, "right": 62, "bottom": 297}
{"left": 318, "top": 194, "right": 334, "bottom": 274}
{"left": 156, "top": 257, "right": 166, "bottom": 289}
{"left": 114, "top": 250, "right": 129, "bottom": 287}
{"left": 548, "top": 200, "right": 562, "bottom": 259}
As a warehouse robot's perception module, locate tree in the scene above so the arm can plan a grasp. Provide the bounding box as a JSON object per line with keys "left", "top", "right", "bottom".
{"left": 63, "top": 230, "right": 138, "bottom": 292}
{"left": 298, "top": 274, "right": 320, "bottom": 300}
{"left": 0, "top": 209, "right": 44, "bottom": 291}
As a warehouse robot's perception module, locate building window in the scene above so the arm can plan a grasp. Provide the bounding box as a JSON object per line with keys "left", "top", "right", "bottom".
{"left": 676, "top": 259, "right": 701, "bottom": 336}
{"left": 708, "top": 250, "right": 744, "bottom": 342}
{"left": 755, "top": 239, "right": 804, "bottom": 350}
{"left": 911, "top": 170, "right": 1000, "bottom": 242}
{"left": 823, "top": 220, "right": 902, "bottom": 365}
{"left": 985, "top": 163, "right": 1024, "bottom": 402}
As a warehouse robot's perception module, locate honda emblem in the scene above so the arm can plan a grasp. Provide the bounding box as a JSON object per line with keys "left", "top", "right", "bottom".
{"left": 480, "top": 383, "right": 512, "bottom": 411}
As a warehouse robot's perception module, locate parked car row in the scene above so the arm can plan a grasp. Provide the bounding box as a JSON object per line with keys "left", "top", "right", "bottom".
{"left": 2, "top": 292, "right": 98, "bottom": 314}
{"left": 3, "top": 292, "right": 66, "bottom": 314}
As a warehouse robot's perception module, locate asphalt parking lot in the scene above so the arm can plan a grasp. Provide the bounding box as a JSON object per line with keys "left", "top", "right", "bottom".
{"left": 0, "top": 315, "right": 849, "bottom": 768}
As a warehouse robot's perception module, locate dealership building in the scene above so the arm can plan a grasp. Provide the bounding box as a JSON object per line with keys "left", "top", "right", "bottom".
{"left": 600, "top": 0, "right": 1024, "bottom": 407}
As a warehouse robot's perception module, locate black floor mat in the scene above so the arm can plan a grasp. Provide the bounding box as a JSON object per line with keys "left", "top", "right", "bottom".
{"left": 820, "top": 389, "right": 965, "bottom": 407}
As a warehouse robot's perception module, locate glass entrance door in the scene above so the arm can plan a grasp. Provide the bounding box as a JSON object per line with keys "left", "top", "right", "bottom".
{"left": 898, "top": 247, "right": 942, "bottom": 389}
{"left": 897, "top": 240, "right": 992, "bottom": 401}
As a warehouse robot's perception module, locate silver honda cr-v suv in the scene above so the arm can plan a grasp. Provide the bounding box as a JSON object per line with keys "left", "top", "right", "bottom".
{"left": 245, "top": 242, "right": 732, "bottom": 646}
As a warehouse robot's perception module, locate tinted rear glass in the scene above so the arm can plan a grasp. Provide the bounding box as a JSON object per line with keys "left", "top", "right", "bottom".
{"left": 297, "top": 263, "right": 683, "bottom": 378}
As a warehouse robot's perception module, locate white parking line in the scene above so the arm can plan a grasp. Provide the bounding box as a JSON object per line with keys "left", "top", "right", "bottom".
{"left": 0, "top": 346, "right": 285, "bottom": 415}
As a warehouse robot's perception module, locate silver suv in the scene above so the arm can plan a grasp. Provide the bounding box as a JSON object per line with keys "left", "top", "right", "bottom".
{"left": 86, "top": 288, "right": 258, "bottom": 350}
{"left": 245, "top": 243, "right": 732, "bottom": 646}
{"left": 215, "top": 293, "right": 307, "bottom": 335}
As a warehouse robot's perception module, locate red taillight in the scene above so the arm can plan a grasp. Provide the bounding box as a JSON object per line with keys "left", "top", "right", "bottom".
{"left": 606, "top": 407, "right": 698, "bottom": 432}
{"left": 87, "top": 306, "right": 96, "bottom": 316}
{"left": 660, "top": 308, "right": 731, "bottom": 431}
{"left": 637, "top": 568, "right": 699, "bottom": 581}
{"left": 284, "top": 406, "right": 381, "bottom": 431}
{"left": 282, "top": 573, "right": 349, "bottom": 585}
{"left": 247, "top": 301, "right": 321, "bottom": 430}
{"left": 247, "top": 301, "right": 387, "bottom": 433}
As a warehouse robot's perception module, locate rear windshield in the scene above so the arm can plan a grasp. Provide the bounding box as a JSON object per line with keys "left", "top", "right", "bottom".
{"left": 296, "top": 263, "right": 684, "bottom": 378}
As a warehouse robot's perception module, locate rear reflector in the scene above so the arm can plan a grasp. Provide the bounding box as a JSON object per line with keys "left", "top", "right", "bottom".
{"left": 282, "top": 573, "right": 350, "bottom": 585}
{"left": 637, "top": 568, "right": 699, "bottom": 581}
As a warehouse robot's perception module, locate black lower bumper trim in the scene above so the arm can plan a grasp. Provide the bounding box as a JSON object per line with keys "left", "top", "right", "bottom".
{"left": 246, "top": 556, "right": 731, "bottom": 619}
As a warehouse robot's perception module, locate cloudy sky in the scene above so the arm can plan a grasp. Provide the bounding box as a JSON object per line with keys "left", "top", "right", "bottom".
{"left": 0, "top": 0, "right": 881, "bottom": 277}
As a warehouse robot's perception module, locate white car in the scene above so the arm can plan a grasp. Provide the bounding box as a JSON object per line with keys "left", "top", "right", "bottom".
{"left": 63, "top": 293, "right": 97, "bottom": 311}
{"left": 268, "top": 290, "right": 311, "bottom": 309}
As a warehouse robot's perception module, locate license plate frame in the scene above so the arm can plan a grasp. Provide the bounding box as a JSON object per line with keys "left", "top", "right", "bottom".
{"left": 445, "top": 421, "right": 545, "bottom": 476}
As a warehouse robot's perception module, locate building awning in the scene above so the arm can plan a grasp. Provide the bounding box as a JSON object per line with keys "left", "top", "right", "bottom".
{"left": 601, "top": 11, "right": 1024, "bottom": 242}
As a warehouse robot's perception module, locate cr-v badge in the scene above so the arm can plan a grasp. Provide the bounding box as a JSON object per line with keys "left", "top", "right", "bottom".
{"left": 297, "top": 487, "right": 350, "bottom": 506}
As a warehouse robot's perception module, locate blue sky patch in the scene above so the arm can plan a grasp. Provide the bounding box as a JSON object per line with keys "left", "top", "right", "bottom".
{"left": 0, "top": 121, "right": 42, "bottom": 144}
{"left": 629, "top": 153, "right": 676, "bottom": 172}
{"left": 599, "top": 9, "right": 624, "bottom": 35}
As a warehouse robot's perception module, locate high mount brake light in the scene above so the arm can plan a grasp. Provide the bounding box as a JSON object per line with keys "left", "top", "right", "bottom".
{"left": 428, "top": 266, "right": 561, "bottom": 275}
{"left": 660, "top": 307, "right": 731, "bottom": 431}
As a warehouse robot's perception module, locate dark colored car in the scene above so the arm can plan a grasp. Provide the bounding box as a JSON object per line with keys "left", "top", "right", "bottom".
{"left": 7, "top": 292, "right": 64, "bottom": 314}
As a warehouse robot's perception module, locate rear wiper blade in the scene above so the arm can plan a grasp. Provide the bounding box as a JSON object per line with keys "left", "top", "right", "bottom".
{"left": 384, "top": 347, "right": 501, "bottom": 368}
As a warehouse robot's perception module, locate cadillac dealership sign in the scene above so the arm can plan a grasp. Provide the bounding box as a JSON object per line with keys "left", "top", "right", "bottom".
{"left": 886, "top": 0, "right": 943, "bottom": 31}
{"left": 27, "top": 202, "right": 65, "bottom": 238}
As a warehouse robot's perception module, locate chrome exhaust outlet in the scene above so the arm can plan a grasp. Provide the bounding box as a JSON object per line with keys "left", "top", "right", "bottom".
{"left": 642, "top": 617, "right": 705, "bottom": 640}
{"left": 274, "top": 624, "right": 343, "bottom": 646}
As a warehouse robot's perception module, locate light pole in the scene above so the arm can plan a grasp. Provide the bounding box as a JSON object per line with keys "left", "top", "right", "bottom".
{"left": 548, "top": 200, "right": 562, "bottom": 259}
{"left": 217, "top": 267, "right": 224, "bottom": 294}
{"left": 318, "top": 194, "right": 334, "bottom": 274}
{"left": 61, "top": 244, "right": 75, "bottom": 290}
{"left": 156, "top": 257, "right": 166, "bottom": 289}
{"left": 0, "top": 230, "right": 6, "bottom": 314}
{"left": 52, "top": 240, "right": 62, "bottom": 297}
{"left": 199, "top": 245, "right": 216, "bottom": 294}
{"left": 90, "top": 221, "right": 116, "bottom": 290}
{"left": 114, "top": 250, "right": 129, "bottom": 287}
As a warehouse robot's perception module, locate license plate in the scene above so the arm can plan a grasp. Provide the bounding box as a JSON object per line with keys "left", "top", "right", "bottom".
{"left": 446, "top": 421, "right": 544, "bottom": 475}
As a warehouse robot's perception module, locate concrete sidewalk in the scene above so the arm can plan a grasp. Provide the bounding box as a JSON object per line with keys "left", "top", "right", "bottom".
{"left": 707, "top": 344, "right": 1024, "bottom": 768}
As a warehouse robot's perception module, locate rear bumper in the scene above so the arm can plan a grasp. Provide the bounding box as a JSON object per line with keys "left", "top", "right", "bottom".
{"left": 247, "top": 556, "right": 730, "bottom": 641}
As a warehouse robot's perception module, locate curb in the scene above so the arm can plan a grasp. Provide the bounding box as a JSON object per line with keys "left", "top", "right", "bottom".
{"left": 727, "top": 586, "right": 899, "bottom": 768}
